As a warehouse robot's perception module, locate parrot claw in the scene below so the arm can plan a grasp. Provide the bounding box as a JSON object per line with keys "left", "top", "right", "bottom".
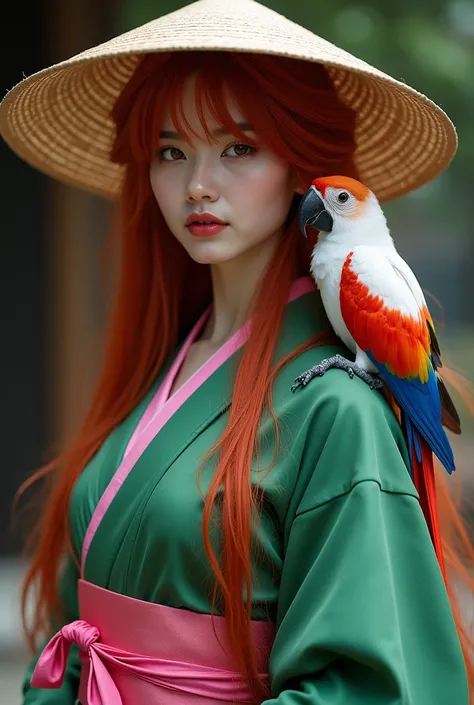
{"left": 291, "top": 354, "right": 383, "bottom": 392}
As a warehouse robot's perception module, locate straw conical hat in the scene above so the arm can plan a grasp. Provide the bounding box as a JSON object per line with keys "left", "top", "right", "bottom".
{"left": 0, "top": 0, "right": 457, "bottom": 201}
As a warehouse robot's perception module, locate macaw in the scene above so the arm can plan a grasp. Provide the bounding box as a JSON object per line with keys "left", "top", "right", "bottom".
{"left": 293, "top": 175, "right": 461, "bottom": 573}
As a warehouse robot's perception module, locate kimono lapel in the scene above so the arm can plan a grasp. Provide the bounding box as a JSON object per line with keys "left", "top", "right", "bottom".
{"left": 82, "top": 278, "right": 330, "bottom": 580}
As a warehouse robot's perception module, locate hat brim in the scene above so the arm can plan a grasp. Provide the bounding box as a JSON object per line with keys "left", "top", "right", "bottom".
{"left": 0, "top": 0, "right": 457, "bottom": 201}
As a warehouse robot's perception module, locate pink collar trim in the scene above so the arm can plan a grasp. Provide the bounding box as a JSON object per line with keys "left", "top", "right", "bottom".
{"left": 80, "top": 275, "right": 315, "bottom": 574}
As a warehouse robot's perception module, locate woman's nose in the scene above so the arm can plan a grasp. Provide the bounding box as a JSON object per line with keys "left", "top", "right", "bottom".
{"left": 186, "top": 156, "right": 219, "bottom": 203}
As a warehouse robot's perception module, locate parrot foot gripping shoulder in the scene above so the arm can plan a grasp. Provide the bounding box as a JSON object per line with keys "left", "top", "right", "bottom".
{"left": 291, "top": 354, "right": 384, "bottom": 392}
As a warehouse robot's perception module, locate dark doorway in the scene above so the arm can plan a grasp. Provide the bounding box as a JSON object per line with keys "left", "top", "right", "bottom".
{"left": 0, "top": 5, "right": 50, "bottom": 554}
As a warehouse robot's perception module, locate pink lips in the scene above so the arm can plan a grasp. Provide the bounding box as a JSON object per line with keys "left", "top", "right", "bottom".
{"left": 186, "top": 212, "right": 228, "bottom": 237}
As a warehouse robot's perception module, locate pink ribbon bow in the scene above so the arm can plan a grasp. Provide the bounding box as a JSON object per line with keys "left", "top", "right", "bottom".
{"left": 31, "top": 619, "right": 123, "bottom": 704}
{"left": 31, "top": 619, "right": 266, "bottom": 705}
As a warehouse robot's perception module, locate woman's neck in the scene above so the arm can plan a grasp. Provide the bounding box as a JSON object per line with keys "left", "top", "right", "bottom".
{"left": 200, "top": 234, "right": 282, "bottom": 345}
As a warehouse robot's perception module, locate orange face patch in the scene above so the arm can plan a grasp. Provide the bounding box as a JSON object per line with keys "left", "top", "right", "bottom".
{"left": 314, "top": 176, "right": 370, "bottom": 203}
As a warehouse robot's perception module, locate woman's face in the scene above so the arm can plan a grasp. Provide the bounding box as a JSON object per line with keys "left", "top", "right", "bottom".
{"left": 149, "top": 75, "right": 301, "bottom": 265}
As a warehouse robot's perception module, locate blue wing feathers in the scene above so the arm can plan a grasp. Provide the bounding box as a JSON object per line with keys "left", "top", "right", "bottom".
{"left": 366, "top": 350, "right": 455, "bottom": 474}
{"left": 405, "top": 416, "right": 422, "bottom": 466}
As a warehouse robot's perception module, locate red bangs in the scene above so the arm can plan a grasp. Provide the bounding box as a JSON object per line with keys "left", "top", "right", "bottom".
{"left": 112, "top": 50, "right": 359, "bottom": 185}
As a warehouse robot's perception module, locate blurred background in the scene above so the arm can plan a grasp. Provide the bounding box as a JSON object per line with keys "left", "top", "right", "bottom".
{"left": 1, "top": 0, "right": 473, "bottom": 700}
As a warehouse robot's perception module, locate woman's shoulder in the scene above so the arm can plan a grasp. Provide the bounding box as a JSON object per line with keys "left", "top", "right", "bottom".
{"left": 269, "top": 343, "right": 416, "bottom": 515}
{"left": 273, "top": 341, "right": 398, "bottom": 425}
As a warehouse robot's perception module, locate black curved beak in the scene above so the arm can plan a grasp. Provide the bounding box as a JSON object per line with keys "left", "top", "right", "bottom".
{"left": 298, "top": 186, "right": 333, "bottom": 237}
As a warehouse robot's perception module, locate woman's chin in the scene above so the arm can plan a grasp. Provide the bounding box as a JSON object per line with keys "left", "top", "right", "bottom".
{"left": 186, "top": 241, "right": 240, "bottom": 265}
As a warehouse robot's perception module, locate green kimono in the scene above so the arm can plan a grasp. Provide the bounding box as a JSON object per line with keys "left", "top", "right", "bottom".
{"left": 22, "top": 283, "right": 468, "bottom": 704}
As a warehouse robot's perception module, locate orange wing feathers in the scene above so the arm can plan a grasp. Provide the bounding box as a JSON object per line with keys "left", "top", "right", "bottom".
{"left": 340, "top": 253, "right": 432, "bottom": 381}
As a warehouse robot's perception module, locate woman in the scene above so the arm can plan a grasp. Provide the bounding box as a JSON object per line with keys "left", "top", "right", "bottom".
{"left": 1, "top": 0, "right": 472, "bottom": 703}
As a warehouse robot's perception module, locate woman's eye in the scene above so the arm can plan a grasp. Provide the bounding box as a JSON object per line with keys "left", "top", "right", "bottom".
{"left": 159, "top": 147, "right": 185, "bottom": 161}
{"left": 224, "top": 143, "right": 256, "bottom": 158}
{"left": 158, "top": 142, "right": 256, "bottom": 161}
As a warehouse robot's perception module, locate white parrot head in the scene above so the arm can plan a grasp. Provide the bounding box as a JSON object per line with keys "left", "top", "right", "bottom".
{"left": 297, "top": 175, "right": 392, "bottom": 248}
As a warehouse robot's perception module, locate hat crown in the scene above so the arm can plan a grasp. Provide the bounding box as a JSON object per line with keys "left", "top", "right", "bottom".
{"left": 76, "top": 0, "right": 334, "bottom": 65}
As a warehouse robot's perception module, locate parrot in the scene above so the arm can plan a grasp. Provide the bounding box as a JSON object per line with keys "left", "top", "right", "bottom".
{"left": 293, "top": 175, "right": 461, "bottom": 574}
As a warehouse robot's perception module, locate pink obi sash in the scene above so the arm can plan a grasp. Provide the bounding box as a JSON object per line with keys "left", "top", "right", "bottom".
{"left": 31, "top": 579, "right": 275, "bottom": 705}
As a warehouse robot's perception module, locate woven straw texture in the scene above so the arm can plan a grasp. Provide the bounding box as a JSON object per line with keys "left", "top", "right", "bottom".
{"left": 0, "top": 0, "right": 457, "bottom": 201}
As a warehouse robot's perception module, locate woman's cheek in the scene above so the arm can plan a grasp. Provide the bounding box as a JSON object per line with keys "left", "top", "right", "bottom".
{"left": 248, "top": 168, "right": 294, "bottom": 215}
{"left": 151, "top": 173, "right": 176, "bottom": 214}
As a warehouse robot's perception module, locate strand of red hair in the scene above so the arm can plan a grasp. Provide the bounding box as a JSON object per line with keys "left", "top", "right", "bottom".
{"left": 16, "top": 50, "right": 474, "bottom": 702}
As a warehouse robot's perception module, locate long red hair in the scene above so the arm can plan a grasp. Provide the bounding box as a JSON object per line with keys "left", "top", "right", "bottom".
{"left": 18, "top": 51, "right": 474, "bottom": 701}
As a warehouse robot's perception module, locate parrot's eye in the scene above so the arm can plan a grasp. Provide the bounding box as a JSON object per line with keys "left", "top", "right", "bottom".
{"left": 337, "top": 191, "right": 350, "bottom": 203}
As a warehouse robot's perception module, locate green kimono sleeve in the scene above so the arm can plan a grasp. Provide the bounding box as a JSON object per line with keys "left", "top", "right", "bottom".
{"left": 264, "top": 383, "right": 469, "bottom": 704}
{"left": 22, "top": 556, "right": 80, "bottom": 704}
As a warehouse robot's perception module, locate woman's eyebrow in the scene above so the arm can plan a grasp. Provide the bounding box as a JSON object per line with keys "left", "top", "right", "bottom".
{"left": 159, "top": 121, "right": 253, "bottom": 140}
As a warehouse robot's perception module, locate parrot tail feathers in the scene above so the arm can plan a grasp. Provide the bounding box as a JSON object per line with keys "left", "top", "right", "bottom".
{"left": 411, "top": 433, "right": 447, "bottom": 584}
